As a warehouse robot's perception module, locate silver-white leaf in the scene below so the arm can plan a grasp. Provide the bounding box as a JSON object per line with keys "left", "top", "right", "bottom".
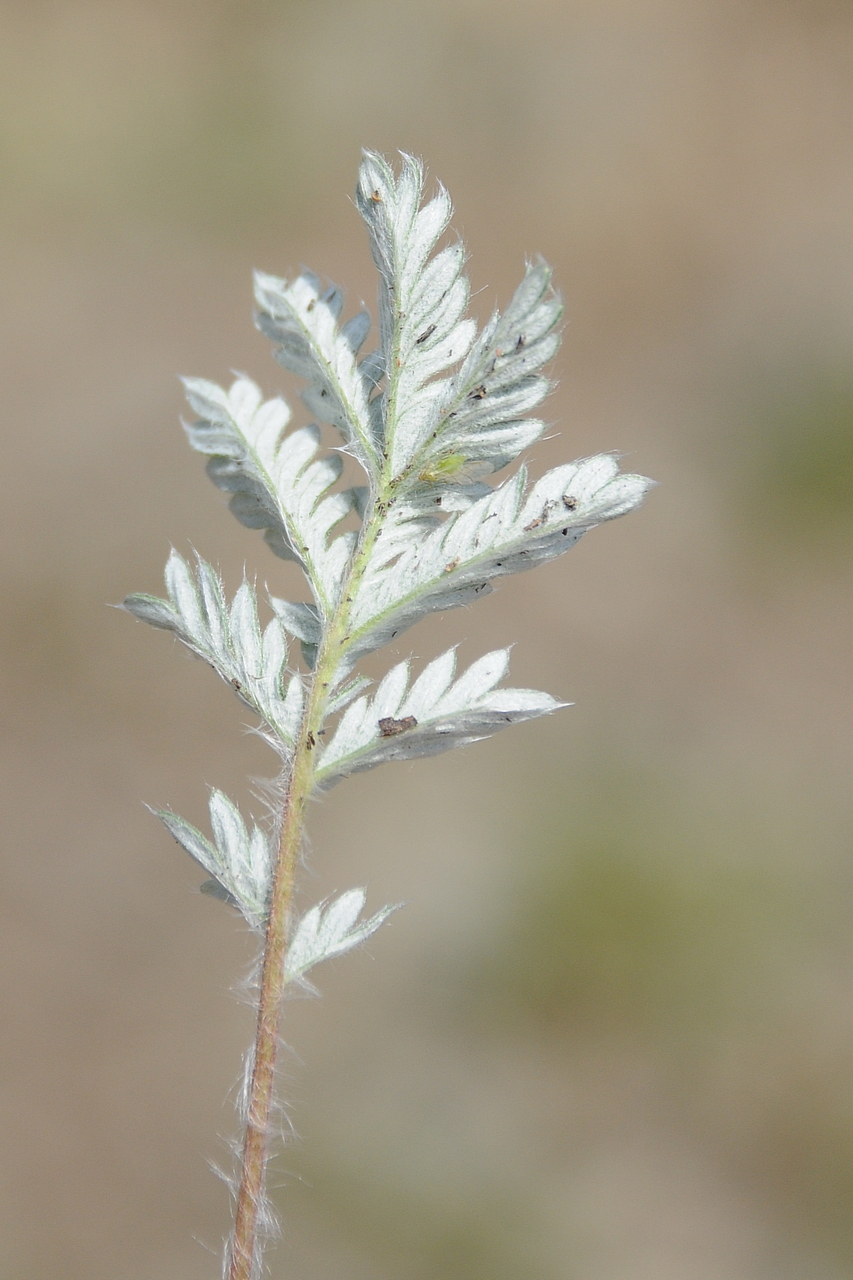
{"left": 285, "top": 888, "right": 399, "bottom": 981}
{"left": 254, "top": 270, "right": 380, "bottom": 477}
{"left": 182, "top": 375, "right": 358, "bottom": 614}
{"left": 343, "top": 454, "right": 652, "bottom": 664}
{"left": 124, "top": 552, "right": 302, "bottom": 750}
{"left": 129, "top": 153, "right": 653, "bottom": 982}
{"left": 268, "top": 598, "right": 322, "bottom": 645}
{"left": 315, "top": 647, "right": 563, "bottom": 787}
{"left": 424, "top": 259, "right": 563, "bottom": 474}
{"left": 356, "top": 151, "right": 477, "bottom": 477}
{"left": 354, "top": 155, "right": 564, "bottom": 498}
{"left": 156, "top": 790, "right": 274, "bottom": 929}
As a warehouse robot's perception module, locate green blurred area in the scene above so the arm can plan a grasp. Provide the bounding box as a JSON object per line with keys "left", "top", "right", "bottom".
{"left": 734, "top": 368, "right": 853, "bottom": 550}
{"left": 475, "top": 771, "right": 853, "bottom": 1261}
{"left": 1, "top": 2, "right": 853, "bottom": 1279}
{"left": 290, "top": 762, "right": 853, "bottom": 1277}
{"left": 478, "top": 770, "right": 788, "bottom": 1036}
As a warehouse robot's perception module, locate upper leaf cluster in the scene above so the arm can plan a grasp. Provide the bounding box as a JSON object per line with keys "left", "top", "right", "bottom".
{"left": 125, "top": 151, "right": 652, "bottom": 934}
{"left": 355, "top": 152, "right": 562, "bottom": 490}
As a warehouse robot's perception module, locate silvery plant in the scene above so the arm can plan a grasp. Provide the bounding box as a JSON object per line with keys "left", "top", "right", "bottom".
{"left": 124, "top": 151, "right": 651, "bottom": 1280}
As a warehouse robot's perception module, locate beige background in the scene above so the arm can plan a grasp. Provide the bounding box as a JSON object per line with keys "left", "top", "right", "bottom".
{"left": 2, "top": 1, "right": 853, "bottom": 1277}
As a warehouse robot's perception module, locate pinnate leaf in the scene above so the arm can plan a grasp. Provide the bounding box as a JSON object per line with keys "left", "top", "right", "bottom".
{"left": 343, "top": 454, "right": 652, "bottom": 664}
{"left": 156, "top": 791, "right": 274, "bottom": 928}
{"left": 285, "top": 889, "right": 399, "bottom": 981}
{"left": 315, "top": 647, "right": 562, "bottom": 787}
{"left": 124, "top": 552, "right": 304, "bottom": 749}
{"left": 182, "top": 375, "right": 359, "bottom": 614}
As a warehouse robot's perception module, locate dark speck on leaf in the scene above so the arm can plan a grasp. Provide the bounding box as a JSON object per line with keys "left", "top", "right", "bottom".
{"left": 378, "top": 715, "right": 418, "bottom": 738}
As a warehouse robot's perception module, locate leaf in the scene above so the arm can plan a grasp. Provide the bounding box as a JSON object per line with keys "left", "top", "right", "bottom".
{"left": 342, "top": 454, "right": 653, "bottom": 664}
{"left": 182, "top": 374, "right": 358, "bottom": 615}
{"left": 284, "top": 888, "right": 399, "bottom": 981}
{"left": 356, "top": 151, "right": 477, "bottom": 477}
{"left": 315, "top": 647, "right": 563, "bottom": 788}
{"left": 268, "top": 598, "right": 321, "bottom": 646}
{"left": 254, "top": 270, "right": 380, "bottom": 477}
{"left": 354, "top": 157, "right": 563, "bottom": 499}
{"left": 327, "top": 674, "right": 373, "bottom": 716}
{"left": 155, "top": 791, "right": 274, "bottom": 929}
{"left": 268, "top": 597, "right": 322, "bottom": 669}
{"left": 182, "top": 374, "right": 291, "bottom": 546}
{"left": 129, "top": 152, "right": 654, "bottom": 975}
{"left": 124, "top": 552, "right": 303, "bottom": 750}
{"left": 415, "top": 259, "right": 563, "bottom": 477}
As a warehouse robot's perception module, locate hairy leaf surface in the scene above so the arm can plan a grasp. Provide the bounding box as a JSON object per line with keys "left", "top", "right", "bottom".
{"left": 356, "top": 151, "right": 477, "bottom": 477}
{"left": 157, "top": 791, "right": 273, "bottom": 929}
{"left": 316, "top": 647, "right": 562, "bottom": 787}
{"left": 182, "top": 375, "right": 359, "bottom": 616}
{"left": 285, "top": 889, "right": 399, "bottom": 981}
{"left": 343, "top": 454, "right": 652, "bottom": 663}
{"left": 124, "top": 551, "right": 304, "bottom": 749}
{"left": 254, "top": 270, "right": 380, "bottom": 477}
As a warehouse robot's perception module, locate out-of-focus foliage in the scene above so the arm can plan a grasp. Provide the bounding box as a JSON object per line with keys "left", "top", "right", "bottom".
{"left": 735, "top": 368, "right": 853, "bottom": 549}
{"left": 476, "top": 782, "right": 785, "bottom": 1036}
{"left": 459, "top": 767, "right": 853, "bottom": 1270}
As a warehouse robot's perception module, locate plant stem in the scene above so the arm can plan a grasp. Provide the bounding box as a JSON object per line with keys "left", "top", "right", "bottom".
{"left": 226, "top": 490, "right": 389, "bottom": 1279}
{"left": 226, "top": 713, "right": 316, "bottom": 1280}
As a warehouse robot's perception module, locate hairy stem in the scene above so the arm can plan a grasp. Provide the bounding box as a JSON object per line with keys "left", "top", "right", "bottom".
{"left": 227, "top": 488, "right": 389, "bottom": 1279}
{"left": 226, "top": 720, "right": 314, "bottom": 1280}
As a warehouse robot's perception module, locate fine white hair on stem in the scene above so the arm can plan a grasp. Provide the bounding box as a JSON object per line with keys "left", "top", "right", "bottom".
{"left": 124, "top": 149, "right": 653, "bottom": 1280}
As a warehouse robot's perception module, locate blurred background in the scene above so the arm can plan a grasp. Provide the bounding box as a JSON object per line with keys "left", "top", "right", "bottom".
{"left": 2, "top": 1, "right": 853, "bottom": 1277}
